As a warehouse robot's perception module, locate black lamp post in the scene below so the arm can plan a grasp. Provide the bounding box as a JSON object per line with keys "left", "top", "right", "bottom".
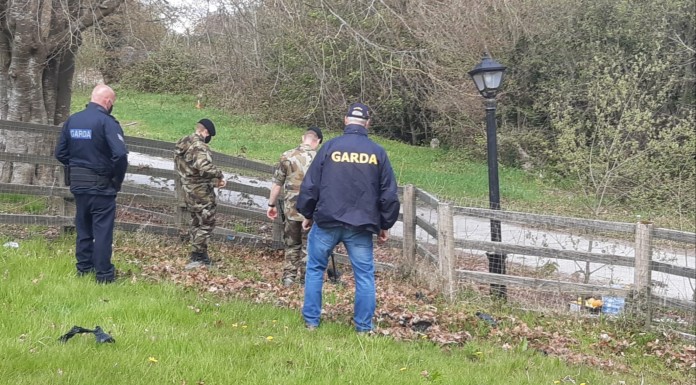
{"left": 469, "top": 52, "right": 508, "bottom": 299}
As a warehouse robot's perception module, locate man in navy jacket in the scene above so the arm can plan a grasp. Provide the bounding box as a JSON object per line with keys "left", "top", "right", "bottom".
{"left": 297, "top": 102, "right": 400, "bottom": 332}
{"left": 55, "top": 84, "right": 128, "bottom": 284}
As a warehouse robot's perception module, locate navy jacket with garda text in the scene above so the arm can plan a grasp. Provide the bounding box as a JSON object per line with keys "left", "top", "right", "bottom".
{"left": 297, "top": 124, "right": 400, "bottom": 234}
{"left": 55, "top": 102, "right": 128, "bottom": 196}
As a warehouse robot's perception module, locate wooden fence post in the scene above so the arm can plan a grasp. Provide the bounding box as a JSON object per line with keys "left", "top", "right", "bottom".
{"left": 56, "top": 165, "right": 75, "bottom": 234}
{"left": 437, "top": 202, "right": 455, "bottom": 301}
{"left": 633, "top": 221, "right": 653, "bottom": 326}
{"left": 402, "top": 184, "right": 417, "bottom": 276}
{"left": 272, "top": 218, "right": 283, "bottom": 249}
{"left": 174, "top": 176, "right": 188, "bottom": 235}
{"left": 271, "top": 187, "right": 283, "bottom": 249}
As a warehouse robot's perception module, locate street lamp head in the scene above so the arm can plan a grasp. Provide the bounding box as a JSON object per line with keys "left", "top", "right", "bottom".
{"left": 469, "top": 52, "right": 507, "bottom": 99}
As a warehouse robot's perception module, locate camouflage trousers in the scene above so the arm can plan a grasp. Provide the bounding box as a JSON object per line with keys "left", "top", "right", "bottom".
{"left": 188, "top": 201, "right": 217, "bottom": 254}
{"left": 283, "top": 219, "right": 306, "bottom": 280}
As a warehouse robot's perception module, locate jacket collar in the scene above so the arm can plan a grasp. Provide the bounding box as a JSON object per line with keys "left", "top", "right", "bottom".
{"left": 343, "top": 124, "right": 368, "bottom": 136}
{"left": 87, "top": 102, "right": 109, "bottom": 114}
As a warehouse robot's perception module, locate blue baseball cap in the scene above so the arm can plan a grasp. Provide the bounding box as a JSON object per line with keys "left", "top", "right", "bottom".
{"left": 346, "top": 102, "right": 370, "bottom": 120}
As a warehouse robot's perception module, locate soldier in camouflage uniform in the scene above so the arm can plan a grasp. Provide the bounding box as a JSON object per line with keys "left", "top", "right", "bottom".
{"left": 267, "top": 126, "right": 323, "bottom": 287}
{"left": 174, "top": 118, "right": 227, "bottom": 269}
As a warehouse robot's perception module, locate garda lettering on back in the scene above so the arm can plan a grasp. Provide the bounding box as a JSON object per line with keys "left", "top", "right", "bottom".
{"left": 331, "top": 151, "right": 378, "bottom": 165}
{"left": 70, "top": 128, "right": 92, "bottom": 139}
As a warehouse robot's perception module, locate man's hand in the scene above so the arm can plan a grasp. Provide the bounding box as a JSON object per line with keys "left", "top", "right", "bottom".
{"left": 266, "top": 206, "right": 278, "bottom": 220}
{"left": 302, "top": 218, "right": 313, "bottom": 231}
{"left": 378, "top": 229, "right": 389, "bottom": 243}
{"left": 217, "top": 179, "right": 227, "bottom": 188}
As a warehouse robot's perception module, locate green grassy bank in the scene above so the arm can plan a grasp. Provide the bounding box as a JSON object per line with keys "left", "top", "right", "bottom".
{"left": 2, "top": 234, "right": 677, "bottom": 385}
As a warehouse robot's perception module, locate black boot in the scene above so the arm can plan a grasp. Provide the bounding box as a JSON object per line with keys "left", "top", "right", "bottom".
{"left": 199, "top": 251, "right": 211, "bottom": 264}
{"left": 185, "top": 251, "right": 211, "bottom": 270}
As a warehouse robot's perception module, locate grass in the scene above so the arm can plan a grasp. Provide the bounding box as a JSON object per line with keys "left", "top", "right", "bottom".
{"left": 0, "top": 194, "right": 48, "bottom": 214}
{"left": 0, "top": 234, "right": 674, "bottom": 385}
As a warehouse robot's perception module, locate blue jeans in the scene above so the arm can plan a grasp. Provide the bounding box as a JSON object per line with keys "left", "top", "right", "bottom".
{"left": 302, "top": 224, "right": 375, "bottom": 332}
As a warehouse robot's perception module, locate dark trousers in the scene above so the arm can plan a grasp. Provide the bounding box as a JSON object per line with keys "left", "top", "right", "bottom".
{"left": 74, "top": 194, "right": 116, "bottom": 282}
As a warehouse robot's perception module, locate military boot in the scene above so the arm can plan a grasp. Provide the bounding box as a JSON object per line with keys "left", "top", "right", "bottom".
{"left": 199, "top": 251, "right": 212, "bottom": 265}
{"left": 185, "top": 251, "right": 211, "bottom": 270}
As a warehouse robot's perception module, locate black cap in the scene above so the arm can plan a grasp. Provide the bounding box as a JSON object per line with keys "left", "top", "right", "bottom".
{"left": 307, "top": 126, "right": 323, "bottom": 143}
{"left": 198, "top": 118, "right": 215, "bottom": 136}
{"left": 346, "top": 102, "right": 370, "bottom": 120}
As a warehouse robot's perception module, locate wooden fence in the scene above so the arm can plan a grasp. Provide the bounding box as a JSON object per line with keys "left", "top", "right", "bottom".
{"left": 399, "top": 185, "right": 696, "bottom": 321}
{"left": 0, "top": 119, "right": 282, "bottom": 249}
{"left": 1, "top": 119, "right": 695, "bottom": 322}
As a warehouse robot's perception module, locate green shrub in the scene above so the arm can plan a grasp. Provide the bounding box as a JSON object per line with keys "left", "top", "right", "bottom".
{"left": 121, "top": 47, "right": 210, "bottom": 94}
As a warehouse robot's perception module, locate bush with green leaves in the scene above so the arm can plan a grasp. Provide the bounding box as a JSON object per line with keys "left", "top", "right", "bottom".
{"left": 121, "top": 47, "right": 211, "bottom": 94}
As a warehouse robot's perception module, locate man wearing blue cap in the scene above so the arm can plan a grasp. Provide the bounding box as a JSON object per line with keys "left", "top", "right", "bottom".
{"left": 297, "top": 103, "right": 400, "bottom": 333}
{"left": 174, "top": 118, "right": 226, "bottom": 269}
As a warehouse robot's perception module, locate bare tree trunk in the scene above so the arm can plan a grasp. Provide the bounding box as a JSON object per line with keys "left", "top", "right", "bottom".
{"left": 0, "top": 25, "right": 9, "bottom": 119}
{"left": 0, "top": 0, "right": 123, "bottom": 185}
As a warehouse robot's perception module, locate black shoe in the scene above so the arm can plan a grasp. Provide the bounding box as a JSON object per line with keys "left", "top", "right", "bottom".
{"left": 95, "top": 270, "right": 117, "bottom": 284}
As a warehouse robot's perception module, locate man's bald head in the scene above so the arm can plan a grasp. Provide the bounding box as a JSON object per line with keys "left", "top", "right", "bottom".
{"left": 91, "top": 84, "right": 116, "bottom": 112}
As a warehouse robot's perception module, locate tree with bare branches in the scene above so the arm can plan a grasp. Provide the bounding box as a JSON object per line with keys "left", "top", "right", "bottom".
{"left": 0, "top": 0, "right": 123, "bottom": 184}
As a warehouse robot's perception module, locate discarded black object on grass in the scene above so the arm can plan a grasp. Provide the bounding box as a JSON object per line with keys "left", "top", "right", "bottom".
{"left": 93, "top": 326, "right": 116, "bottom": 343}
{"left": 411, "top": 320, "right": 432, "bottom": 332}
{"left": 58, "top": 326, "right": 94, "bottom": 343}
{"left": 475, "top": 312, "right": 498, "bottom": 327}
{"left": 58, "top": 325, "right": 115, "bottom": 344}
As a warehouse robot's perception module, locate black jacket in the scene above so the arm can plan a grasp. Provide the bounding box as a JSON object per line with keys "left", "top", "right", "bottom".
{"left": 55, "top": 102, "right": 128, "bottom": 196}
{"left": 297, "top": 124, "right": 400, "bottom": 234}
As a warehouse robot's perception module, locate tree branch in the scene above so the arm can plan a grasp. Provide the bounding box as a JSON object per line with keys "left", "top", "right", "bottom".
{"left": 46, "top": 0, "right": 124, "bottom": 53}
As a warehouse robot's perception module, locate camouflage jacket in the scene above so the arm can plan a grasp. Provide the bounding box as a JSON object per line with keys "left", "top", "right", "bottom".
{"left": 272, "top": 143, "right": 316, "bottom": 221}
{"left": 174, "top": 133, "right": 224, "bottom": 205}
